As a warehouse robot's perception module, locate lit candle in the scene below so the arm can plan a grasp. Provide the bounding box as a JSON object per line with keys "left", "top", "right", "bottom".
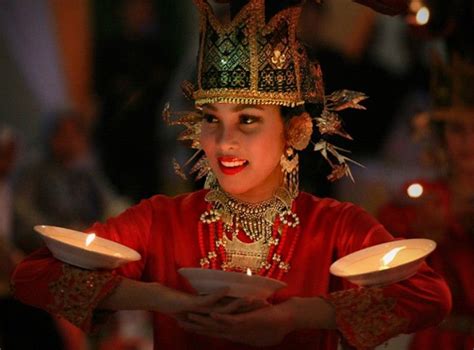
{"left": 246, "top": 268, "right": 252, "bottom": 276}
{"left": 379, "top": 246, "right": 406, "bottom": 270}
{"left": 85, "top": 233, "right": 96, "bottom": 247}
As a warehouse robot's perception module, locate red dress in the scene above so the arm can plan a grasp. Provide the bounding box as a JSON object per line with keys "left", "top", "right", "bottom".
{"left": 378, "top": 180, "right": 474, "bottom": 350}
{"left": 12, "top": 190, "right": 450, "bottom": 349}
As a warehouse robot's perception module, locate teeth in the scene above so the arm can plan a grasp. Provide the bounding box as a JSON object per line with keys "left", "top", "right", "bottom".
{"left": 220, "top": 160, "right": 247, "bottom": 167}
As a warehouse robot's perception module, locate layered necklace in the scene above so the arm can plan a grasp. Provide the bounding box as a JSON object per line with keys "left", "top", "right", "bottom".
{"left": 198, "top": 187, "right": 301, "bottom": 280}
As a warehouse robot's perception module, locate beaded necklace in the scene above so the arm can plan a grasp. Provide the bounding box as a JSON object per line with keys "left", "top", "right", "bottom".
{"left": 198, "top": 187, "right": 301, "bottom": 280}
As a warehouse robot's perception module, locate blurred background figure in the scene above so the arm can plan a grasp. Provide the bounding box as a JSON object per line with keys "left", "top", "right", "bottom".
{"left": 378, "top": 53, "right": 474, "bottom": 349}
{"left": 93, "top": 0, "right": 176, "bottom": 202}
{"left": 377, "top": 1, "right": 474, "bottom": 346}
{"left": 0, "top": 126, "right": 17, "bottom": 245}
{"left": 1, "top": 125, "right": 66, "bottom": 350}
{"left": 13, "top": 111, "right": 129, "bottom": 255}
{"left": 11, "top": 111, "right": 136, "bottom": 350}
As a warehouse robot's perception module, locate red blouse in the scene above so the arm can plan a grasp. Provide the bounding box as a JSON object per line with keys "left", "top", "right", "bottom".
{"left": 12, "top": 190, "right": 450, "bottom": 349}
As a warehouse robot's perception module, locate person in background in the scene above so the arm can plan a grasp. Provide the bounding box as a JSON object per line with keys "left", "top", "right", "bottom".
{"left": 378, "top": 52, "right": 474, "bottom": 349}
{"left": 0, "top": 126, "right": 17, "bottom": 244}
{"left": 0, "top": 125, "right": 65, "bottom": 349}
{"left": 94, "top": 0, "right": 175, "bottom": 201}
{"left": 13, "top": 111, "right": 129, "bottom": 254}
{"left": 12, "top": 112, "right": 132, "bottom": 350}
{"left": 11, "top": 1, "right": 450, "bottom": 349}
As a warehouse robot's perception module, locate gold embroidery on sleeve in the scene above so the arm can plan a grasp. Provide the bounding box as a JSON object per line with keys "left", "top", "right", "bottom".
{"left": 327, "top": 287, "right": 409, "bottom": 349}
{"left": 47, "top": 264, "right": 118, "bottom": 329}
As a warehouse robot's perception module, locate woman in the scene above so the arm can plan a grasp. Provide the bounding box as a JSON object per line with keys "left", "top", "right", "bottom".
{"left": 378, "top": 54, "right": 474, "bottom": 350}
{"left": 12, "top": 1, "right": 450, "bottom": 349}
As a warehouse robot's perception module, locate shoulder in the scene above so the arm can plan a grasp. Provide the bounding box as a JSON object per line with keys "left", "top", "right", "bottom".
{"left": 297, "top": 192, "right": 390, "bottom": 252}
{"left": 297, "top": 192, "right": 365, "bottom": 217}
{"left": 93, "top": 190, "right": 208, "bottom": 235}
{"left": 297, "top": 191, "right": 383, "bottom": 234}
{"left": 136, "top": 189, "right": 208, "bottom": 215}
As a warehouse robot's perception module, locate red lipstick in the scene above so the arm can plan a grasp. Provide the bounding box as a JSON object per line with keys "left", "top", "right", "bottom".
{"left": 217, "top": 156, "right": 248, "bottom": 175}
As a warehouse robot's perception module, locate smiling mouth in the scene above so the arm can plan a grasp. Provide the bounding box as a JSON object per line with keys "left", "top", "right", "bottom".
{"left": 218, "top": 157, "right": 249, "bottom": 175}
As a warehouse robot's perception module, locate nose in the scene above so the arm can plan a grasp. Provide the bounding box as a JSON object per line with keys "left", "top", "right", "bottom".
{"left": 217, "top": 123, "right": 239, "bottom": 151}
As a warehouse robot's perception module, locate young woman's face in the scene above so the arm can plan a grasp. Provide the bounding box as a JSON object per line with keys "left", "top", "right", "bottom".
{"left": 444, "top": 116, "right": 474, "bottom": 175}
{"left": 200, "top": 103, "right": 286, "bottom": 203}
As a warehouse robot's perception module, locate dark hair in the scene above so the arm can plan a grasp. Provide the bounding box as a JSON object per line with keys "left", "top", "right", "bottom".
{"left": 280, "top": 102, "right": 323, "bottom": 121}
{"left": 280, "top": 106, "right": 305, "bottom": 121}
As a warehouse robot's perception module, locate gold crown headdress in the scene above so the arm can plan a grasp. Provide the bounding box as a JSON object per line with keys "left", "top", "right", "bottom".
{"left": 193, "top": 0, "right": 324, "bottom": 107}
{"left": 164, "top": 0, "right": 368, "bottom": 184}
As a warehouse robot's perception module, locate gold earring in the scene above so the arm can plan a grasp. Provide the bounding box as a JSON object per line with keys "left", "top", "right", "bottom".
{"left": 280, "top": 147, "right": 299, "bottom": 198}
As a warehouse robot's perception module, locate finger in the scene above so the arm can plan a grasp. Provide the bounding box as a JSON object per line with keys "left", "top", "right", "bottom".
{"left": 197, "top": 288, "right": 229, "bottom": 306}
{"left": 210, "top": 312, "right": 241, "bottom": 325}
{"left": 188, "top": 312, "right": 227, "bottom": 330}
{"left": 178, "top": 321, "right": 227, "bottom": 339}
{"left": 177, "top": 319, "right": 210, "bottom": 333}
{"left": 213, "top": 297, "right": 251, "bottom": 314}
{"left": 237, "top": 298, "right": 269, "bottom": 313}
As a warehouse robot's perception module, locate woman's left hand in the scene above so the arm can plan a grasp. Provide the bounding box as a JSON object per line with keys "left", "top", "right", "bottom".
{"left": 178, "top": 299, "right": 296, "bottom": 346}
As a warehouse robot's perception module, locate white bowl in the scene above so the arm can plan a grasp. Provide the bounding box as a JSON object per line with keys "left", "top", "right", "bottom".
{"left": 329, "top": 239, "right": 436, "bottom": 287}
{"left": 178, "top": 268, "right": 287, "bottom": 299}
{"left": 34, "top": 225, "right": 141, "bottom": 270}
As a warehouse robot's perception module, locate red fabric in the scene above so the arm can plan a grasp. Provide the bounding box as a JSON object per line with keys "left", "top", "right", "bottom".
{"left": 378, "top": 179, "right": 474, "bottom": 350}
{"left": 12, "top": 190, "right": 450, "bottom": 349}
{"left": 353, "top": 0, "right": 408, "bottom": 15}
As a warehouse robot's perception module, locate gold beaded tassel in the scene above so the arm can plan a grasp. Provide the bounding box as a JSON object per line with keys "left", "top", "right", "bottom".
{"left": 280, "top": 147, "right": 299, "bottom": 198}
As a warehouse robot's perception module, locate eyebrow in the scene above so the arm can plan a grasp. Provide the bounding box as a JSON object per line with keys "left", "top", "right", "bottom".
{"left": 202, "top": 104, "right": 264, "bottom": 112}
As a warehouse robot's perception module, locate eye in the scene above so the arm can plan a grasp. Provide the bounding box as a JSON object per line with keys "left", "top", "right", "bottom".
{"left": 240, "top": 114, "right": 260, "bottom": 125}
{"left": 202, "top": 114, "right": 219, "bottom": 124}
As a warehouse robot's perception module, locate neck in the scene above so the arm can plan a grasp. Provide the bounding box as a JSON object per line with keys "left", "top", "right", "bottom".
{"left": 230, "top": 188, "right": 278, "bottom": 204}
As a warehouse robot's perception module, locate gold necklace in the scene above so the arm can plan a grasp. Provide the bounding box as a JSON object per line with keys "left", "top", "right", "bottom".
{"left": 204, "top": 187, "right": 294, "bottom": 242}
{"left": 200, "top": 186, "right": 300, "bottom": 274}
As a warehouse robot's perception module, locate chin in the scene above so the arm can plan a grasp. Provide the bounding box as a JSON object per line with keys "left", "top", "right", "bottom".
{"left": 217, "top": 178, "right": 252, "bottom": 196}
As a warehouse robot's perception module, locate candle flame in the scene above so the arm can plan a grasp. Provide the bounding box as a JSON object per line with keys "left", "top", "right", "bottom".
{"left": 380, "top": 246, "right": 406, "bottom": 270}
{"left": 85, "top": 233, "right": 96, "bottom": 247}
{"left": 246, "top": 268, "right": 252, "bottom": 276}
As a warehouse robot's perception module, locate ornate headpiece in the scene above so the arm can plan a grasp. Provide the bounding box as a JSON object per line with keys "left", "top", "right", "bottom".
{"left": 165, "top": 0, "right": 368, "bottom": 184}
{"left": 193, "top": 0, "right": 324, "bottom": 107}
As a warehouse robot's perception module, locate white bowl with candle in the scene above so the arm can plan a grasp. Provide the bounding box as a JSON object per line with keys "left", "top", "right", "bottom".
{"left": 329, "top": 239, "right": 436, "bottom": 287}
{"left": 34, "top": 225, "right": 141, "bottom": 270}
{"left": 178, "top": 267, "right": 287, "bottom": 300}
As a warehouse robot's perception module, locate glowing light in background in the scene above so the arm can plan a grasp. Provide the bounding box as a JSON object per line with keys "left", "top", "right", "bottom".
{"left": 416, "top": 7, "right": 430, "bottom": 25}
{"left": 407, "top": 183, "right": 424, "bottom": 198}
{"left": 246, "top": 268, "right": 252, "bottom": 276}
{"left": 406, "top": 0, "right": 430, "bottom": 26}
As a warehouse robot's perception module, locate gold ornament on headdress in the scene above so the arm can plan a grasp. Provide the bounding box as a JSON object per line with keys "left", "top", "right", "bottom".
{"left": 164, "top": 0, "right": 369, "bottom": 185}
{"left": 163, "top": 102, "right": 211, "bottom": 182}
{"left": 286, "top": 112, "right": 313, "bottom": 151}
